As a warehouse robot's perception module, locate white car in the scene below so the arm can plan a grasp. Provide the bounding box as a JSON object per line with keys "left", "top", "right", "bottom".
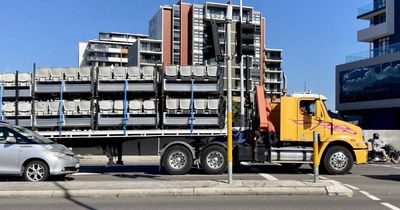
{"left": 0, "top": 123, "right": 79, "bottom": 181}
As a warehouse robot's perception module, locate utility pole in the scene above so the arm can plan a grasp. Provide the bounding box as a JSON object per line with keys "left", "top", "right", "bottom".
{"left": 239, "top": 0, "right": 245, "bottom": 131}
{"left": 226, "top": 3, "right": 233, "bottom": 184}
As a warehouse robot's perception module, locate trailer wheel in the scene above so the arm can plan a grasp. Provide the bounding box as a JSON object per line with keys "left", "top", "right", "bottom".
{"left": 201, "top": 145, "right": 227, "bottom": 174}
{"left": 323, "top": 146, "right": 353, "bottom": 175}
{"left": 162, "top": 145, "right": 193, "bottom": 175}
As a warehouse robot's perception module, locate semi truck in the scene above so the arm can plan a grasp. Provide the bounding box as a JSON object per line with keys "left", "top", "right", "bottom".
{"left": 0, "top": 65, "right": 368, "bottom": 175}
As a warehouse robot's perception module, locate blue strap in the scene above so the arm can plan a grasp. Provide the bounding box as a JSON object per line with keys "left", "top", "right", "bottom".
{"left": 58, "top": 80, "right": 65, "bottom": 137}
{"left": 123, "top": 79, "right": 128, "bottom": 136}
{"left": 0, "top": 86, "right": 3, "bottom": 121}
{"left": 190, "top": 79, "right": 195, "bottom": 135}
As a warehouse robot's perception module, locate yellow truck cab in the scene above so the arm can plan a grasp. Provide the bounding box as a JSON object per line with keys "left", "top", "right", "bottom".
{"left": 252, "top": 86, "right": 368, "bottom": 175}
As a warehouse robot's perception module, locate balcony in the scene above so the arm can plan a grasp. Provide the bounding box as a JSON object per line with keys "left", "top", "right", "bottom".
{"left": 357, "top": 21, "right": 394, "bottom": 42}
{"left": 345, "top": 42, "right": 400, "bottom": 63}
{"left": 87, "top": 56, "right": 128, "bottom": 63}
{"left": 357, "top": 0, "right": 386, "bottom": 20}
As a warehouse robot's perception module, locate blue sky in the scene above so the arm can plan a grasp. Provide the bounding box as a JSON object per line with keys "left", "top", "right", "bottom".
{"left": 0, "top": 0, "right": 370, "bottom": 109}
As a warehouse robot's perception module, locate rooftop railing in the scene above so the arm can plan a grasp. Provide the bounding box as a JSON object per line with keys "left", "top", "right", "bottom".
{"left": 358, "top": 0, "right": 386, "bottom": 17}
{"left": 345, "top": 42, "right": 400, "bottom": 63}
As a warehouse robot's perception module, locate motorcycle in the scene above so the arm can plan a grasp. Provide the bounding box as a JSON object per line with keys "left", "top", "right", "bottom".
{"left": 368, "top": 143, "right": 400, "bottom": 164}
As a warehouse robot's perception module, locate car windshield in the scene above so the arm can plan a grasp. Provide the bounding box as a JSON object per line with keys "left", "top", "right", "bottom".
{"left": 8, "top": 126, "right": 54, "bottom": 144}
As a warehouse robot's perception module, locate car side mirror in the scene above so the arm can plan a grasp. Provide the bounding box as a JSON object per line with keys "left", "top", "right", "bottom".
{"left": 5, "top": 137, "right": 17, "bottom": 144}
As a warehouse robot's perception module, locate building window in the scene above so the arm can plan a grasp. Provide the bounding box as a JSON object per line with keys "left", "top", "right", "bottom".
{"left": 372, "top": 13, "right": 386, "bottom": 25}
{"left": 375, "top": 37, "right": 390, "bottom": 56}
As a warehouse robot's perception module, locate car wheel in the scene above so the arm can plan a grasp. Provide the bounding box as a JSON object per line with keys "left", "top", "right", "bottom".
{"left": 162, "top": 145, "right": 193, "bottom": 175}
{"left": 323, "top": 146, "right": 353, "bottom": 175}
{"left": 201, "top": 145, "right": 227, "bottom": 174}
{"left": 24, "top": 160, "right": 50, "bottom": 182}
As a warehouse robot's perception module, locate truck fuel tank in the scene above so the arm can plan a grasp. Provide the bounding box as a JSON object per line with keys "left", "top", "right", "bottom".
{"left": 269, "top": 147, "right": 313, "bottom": 162}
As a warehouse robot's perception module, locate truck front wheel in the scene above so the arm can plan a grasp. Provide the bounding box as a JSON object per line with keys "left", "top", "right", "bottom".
{"left": 201, "top": 145, "right": 227, "bottom": 174}
{"left": 162, "top": 145, "right": 193, "bottom": 175}
{"left": 323, "top": 146, "right": 353, "bottom": 175}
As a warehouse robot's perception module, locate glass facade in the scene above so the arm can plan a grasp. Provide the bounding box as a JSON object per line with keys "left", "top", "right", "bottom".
{"left": 339, "top": 61, "right": 400, "bottom": 103}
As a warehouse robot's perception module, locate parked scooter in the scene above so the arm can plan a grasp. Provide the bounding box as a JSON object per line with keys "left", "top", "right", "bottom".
{"left": 368, "top": 133, "right": 400, "bottom": 164}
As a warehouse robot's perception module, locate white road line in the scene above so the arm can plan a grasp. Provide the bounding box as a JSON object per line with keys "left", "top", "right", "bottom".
{"left": 343, "top": 184, "right": 360, "bottom": 190}
{"left": 72, "top": 173, "right": 101, "bottom": 176}
{"left": 307, "top": 173, "right": 329, "bottom": 180}
{"left": 381, "top": 203, "right": 400, "bottom": 210}
{"left": 258, "top": 173, "right": 279, "bottom": 181}
{"left": 360, "top": 190, "right": 381, "bottom": 201}
{"left": 393, "top": 167, "right": 400, "bottom": 170}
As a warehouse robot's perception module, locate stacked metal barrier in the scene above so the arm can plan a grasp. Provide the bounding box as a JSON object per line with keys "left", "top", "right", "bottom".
{"left": 0, "top": 72, "right": 33, "bottom": 127}
{"left": 1, "top": 65, "right": 225, "bottom": 132}
{"left": 162, "top": 65, "right": 225, "bottom": 129}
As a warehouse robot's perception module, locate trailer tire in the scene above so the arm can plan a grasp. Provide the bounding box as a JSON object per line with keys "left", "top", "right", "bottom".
{"left": 162, "top": 145, "right": 193, "bottom": 175}
{"left": 201, "top": 145, "right": 227, "bottom": 174}
{"left": 323, "top": 146, "right": 353, "bottom": 175}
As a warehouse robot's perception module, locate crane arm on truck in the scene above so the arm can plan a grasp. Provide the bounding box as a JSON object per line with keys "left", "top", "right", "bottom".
{"left": 255, "top": 85, "right": 275, "bottom": 133}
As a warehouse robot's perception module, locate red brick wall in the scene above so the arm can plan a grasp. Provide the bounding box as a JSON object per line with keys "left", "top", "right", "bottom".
{"left": 180, "top": 3, "right": 191, "bottom": 65}
{"left": 163, "top": 8, "right": 172, "bottom": 66}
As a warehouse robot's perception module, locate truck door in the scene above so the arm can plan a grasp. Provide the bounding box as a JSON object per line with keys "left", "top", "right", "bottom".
{"left": 297, "top": 99, "right": 325, "bottom": 141}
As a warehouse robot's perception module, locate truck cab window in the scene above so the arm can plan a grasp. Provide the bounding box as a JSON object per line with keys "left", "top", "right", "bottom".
{"left": 299, "top": 100, "right": 316, "bottom": 116}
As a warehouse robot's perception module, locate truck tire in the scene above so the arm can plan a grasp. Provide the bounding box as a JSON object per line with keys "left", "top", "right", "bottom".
{"left": 201, "top": 145, "right": 227, "bottom": 174}
{"left": 162, "top": 145, "right": 193, "bottom": 175}
{"left": 323, "top": 146, "right": 353, "bottom": 175}
{"left": 23, "top": 160, "right": 50, "bottom": 182}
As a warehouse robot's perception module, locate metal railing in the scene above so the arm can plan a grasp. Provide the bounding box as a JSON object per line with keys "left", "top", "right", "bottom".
{"left": 358, "top": 0, "right": 386, "bottom": 17}
{"left": 346, "top": 42, "right": 400, "bottom": 63}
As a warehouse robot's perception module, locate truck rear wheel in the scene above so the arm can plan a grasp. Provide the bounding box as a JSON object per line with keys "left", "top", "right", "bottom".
{"left": 162, "top": 145, "right": 193, "bottom": 175}
{"left": 201, "top": 145, "right": 227, "bottom": 174}
{"left": 323, "top": 146, "right": 353, "bottom": 175}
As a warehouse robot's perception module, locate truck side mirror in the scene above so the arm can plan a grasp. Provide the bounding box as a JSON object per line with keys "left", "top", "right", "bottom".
{"left": 5, "top": 137, "right": 17, "bottom": 144}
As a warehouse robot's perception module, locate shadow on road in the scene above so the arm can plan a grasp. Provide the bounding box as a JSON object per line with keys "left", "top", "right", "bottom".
{"left": 363, "top": 174, "right": 400, "bottom": 182}
{"left": 53, "top": 182, "right": 98, "bottom": 210}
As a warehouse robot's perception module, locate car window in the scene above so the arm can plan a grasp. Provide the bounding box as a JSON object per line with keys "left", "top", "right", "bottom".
{"left": 2, "top": 128, "right": 34, "bottom": 145}
{"left": 0, "top": 129, "right": 6, "bottom": 144}
{"left": 0, "top": 128, "right": 15, "bottom": 144}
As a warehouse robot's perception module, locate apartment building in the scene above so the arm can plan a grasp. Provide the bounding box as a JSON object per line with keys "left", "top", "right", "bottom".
{"left": 265, "top": 48, "right": 283, "bottom": 98}
{"left": 148, "top": 1, "right": 266, "bottom": 94}
{"left": 79, "top": 32, "right": 148, "bottom": 67}
{"left": 127, "top": 38, "right": 163, "bottom": 67}
{"left": 336, "top": 0, "right": 400, "bottom": 129}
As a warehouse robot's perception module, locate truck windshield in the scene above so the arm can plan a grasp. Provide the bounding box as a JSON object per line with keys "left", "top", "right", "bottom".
{"left": 8, "top": 126, "right": 55, "bottom": 144}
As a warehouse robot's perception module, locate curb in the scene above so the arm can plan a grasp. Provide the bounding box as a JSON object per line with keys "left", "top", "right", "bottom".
{"left": 0, "top": 186, "right": 351, "bottom": 198}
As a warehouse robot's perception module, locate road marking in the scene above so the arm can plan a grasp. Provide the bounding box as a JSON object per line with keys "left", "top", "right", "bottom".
{"left": 343, "top": 184, "right": 360, "bottom": 190}
{"left": 306, "top": 173, "right": 329, "bottom": 180}
{"left": 72, "top": 173, "right": 101, "bottom": 176}
{"left": 360, "top": 190, "right": 381, "bottom": 201}
{"left": 371, "top": 164, "right": 400, "bottom": 170}
{"left": 258, "top": 173, "right": 279, "bottom": 181}
{"left": 381, "top": 203, "right": 400, "bottom": 210}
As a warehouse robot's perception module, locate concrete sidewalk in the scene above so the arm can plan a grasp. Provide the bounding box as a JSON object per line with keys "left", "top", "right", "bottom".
{"left": 0, "top": 179, "right": 352, "bottom": 198}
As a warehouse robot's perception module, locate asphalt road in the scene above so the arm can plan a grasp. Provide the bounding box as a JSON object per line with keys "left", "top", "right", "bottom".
{"left": 0, "top": 195, "right": 391, "bottom": 210}
{"left": 0, "top": 157, "right": 399, "bottom": 210}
